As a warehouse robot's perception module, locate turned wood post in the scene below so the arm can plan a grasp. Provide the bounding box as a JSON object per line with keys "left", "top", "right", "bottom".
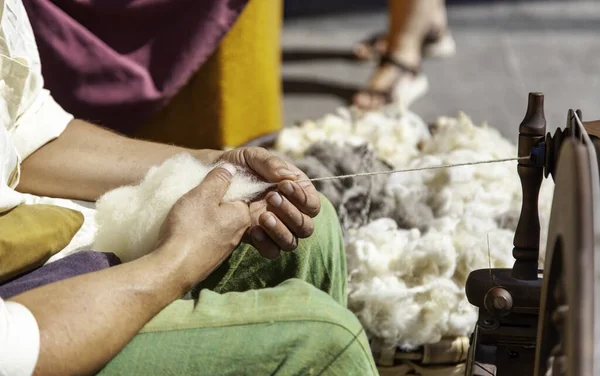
{"left": 512, "top": 92, "right": 546, "bottom": 280}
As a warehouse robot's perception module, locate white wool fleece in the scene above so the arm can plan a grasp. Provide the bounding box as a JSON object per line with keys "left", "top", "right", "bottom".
{"left": 93, "top": 153, "right": 272, "bottom": 262}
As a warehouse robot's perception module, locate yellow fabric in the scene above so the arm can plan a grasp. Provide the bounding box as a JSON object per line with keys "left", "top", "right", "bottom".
{"left": 0, "top": 204, "right": 84, "bottom": 282}
{"left": 136, "top": 0, "right": 283, "bottom": 150}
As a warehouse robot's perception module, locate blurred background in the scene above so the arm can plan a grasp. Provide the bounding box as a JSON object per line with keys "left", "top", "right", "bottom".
{"left": 281, "top": 0, "right": 600, "bottom": 141}
{"left": 28, "top": 0, "right": 599, "bottom": 149}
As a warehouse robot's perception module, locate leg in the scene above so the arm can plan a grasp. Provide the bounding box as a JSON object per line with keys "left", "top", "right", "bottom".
{"left": 98, "top": 279, "right": 378, "bottom": 375}
{"left": 352, "top": 1, "right": 453, "bottom": 61}
{"left": 353, "top": 0, "right": 448, "bottom": 110}
{"left": 194, "top": 194, "right": 348, "bottom": 306}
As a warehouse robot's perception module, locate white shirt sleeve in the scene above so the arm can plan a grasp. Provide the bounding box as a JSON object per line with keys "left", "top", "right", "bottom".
{"left": 0, "top": 298, "right": 40, "bottom": 376}
{"left": 11, "top": 88, "right": 73, "bottom": 160}
{"left": 0, "top": 0, "right": 74, "bottom": 161}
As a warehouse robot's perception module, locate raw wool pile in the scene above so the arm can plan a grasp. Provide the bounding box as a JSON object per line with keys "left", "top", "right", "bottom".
{"left": 93, "top": 154, "right": 271, "bottom": 262}
{"left": 275, "top": 108, "right": 555, "bottom": 350}
{"left": 276, "top": 107, "right": 432, "bottom": 168}
{"left": 289, "top": 141, "right": 435, "bottom": 232}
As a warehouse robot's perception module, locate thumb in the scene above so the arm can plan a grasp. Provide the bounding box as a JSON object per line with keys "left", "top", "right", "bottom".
{"left": 193, "top": 163, "right": 237, "bottom": 203}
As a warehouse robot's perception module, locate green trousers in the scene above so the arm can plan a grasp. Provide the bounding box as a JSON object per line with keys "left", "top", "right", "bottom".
{"left": 98, "top": 196, "right": 378, "bottom": 376}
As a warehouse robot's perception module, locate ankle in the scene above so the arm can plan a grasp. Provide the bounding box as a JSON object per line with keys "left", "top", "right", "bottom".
{"left": 429, "top": 2, "right": 449, "bottom": 35}
{"left": 388, "top": 50, "right": 421, "bottom": 70}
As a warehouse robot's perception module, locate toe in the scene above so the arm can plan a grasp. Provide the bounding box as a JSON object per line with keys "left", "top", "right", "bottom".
{"left": 374, "top": 38, "right": 388, "bottom": 55}
{"left": 353, "top": 92, "right": 373, "bottom": 110}
{"left": 353, "top": 91, "right": 384, "bottom": 111}
{"left": 353, "top": 43, "right": 373, "bottom": 60}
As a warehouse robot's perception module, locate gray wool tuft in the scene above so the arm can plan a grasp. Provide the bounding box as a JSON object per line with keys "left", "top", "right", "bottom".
{"left": 285, "top": 141, "right": 432, "bottom": 231}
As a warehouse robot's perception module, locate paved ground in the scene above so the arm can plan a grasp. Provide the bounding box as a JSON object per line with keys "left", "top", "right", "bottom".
{"left": 282, "top": 1, "right": 600, "bottom": 142}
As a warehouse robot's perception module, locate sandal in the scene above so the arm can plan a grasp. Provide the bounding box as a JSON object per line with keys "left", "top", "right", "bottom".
{"left": 353, "top": 55, "right": 429, "bottom": 110}
{"left": 422, "top": 29, "right": 456, "bottom": 59}
{"left": 352, "top": 29, "right": 456, "bottom": 61}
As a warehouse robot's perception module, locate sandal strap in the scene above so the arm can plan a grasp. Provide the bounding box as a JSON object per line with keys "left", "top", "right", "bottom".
{"left": 423, "top": 28, "right": 445, "bottom": 44}
{"left": 360, "top": 88, "right": 393, "bottom": 103}
{"left": 379, "top": 55, "right": 420, "bottom": 76}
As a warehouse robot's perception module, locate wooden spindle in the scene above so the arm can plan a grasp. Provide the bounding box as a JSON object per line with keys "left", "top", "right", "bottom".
{"left": 512, "top": 92, "right": 546, "bottom": 280}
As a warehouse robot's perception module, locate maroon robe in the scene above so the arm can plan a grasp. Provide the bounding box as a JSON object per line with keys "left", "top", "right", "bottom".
{"left": 22, "top": 0, "right": 249, "bottom": 134}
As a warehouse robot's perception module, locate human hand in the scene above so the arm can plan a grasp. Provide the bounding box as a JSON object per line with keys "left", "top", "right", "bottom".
{"left": 218, "top": 147, "right": 321, "bottom": 259}
{"left": 157, "top": 164, "right": 251, "bottom": 283}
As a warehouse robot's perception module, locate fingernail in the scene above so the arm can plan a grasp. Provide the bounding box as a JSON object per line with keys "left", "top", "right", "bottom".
{"left": 277, "top": 168, "right": 295, "bottom": 178}
{"left": 268, "top": 192, "right": 283, "bottom": 207}
{"left": 264, "top": 214, "right": 277, "bottom": 228}
{"left": 252, "top": 227, "right": 266, "bottom": 242}
{"left": 280, "top": 181, "right": 294, "bottom": 196}
{"left": 221, "top": 163, "right": 237, "bottom": 176}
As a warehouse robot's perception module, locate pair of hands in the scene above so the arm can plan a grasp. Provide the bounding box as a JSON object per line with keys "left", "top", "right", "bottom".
{"left": 158, "top": 147, "right": 321, "bottom": 280}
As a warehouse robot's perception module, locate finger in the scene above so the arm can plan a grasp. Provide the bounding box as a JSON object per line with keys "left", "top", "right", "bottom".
{"left": 277, "top": 180, "right": 321, "bottom": 218}
{"left": 241, "top": 148, "right": 301, "bottom": 182}
{"left": 266, "top": 192, "right": 314, "bottom": 239}
{"left": 249, "top": 226, "right": 281, "bottom": 259}
{"left": 258, "top": 212, "right": 298, "bottom": 252}
{"left": 192, "top": 163, "right": 237, "bottom": 203}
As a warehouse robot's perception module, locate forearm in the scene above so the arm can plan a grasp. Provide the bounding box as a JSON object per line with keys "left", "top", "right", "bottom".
{"left": 17, "top": 119, "right": 224, "bottom": 201}
{"left": 10, "top": 248, "right": 191, "bottom": 376}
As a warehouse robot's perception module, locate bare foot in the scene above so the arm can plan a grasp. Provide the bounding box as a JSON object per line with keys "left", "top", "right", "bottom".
{"left": 422, "top": 28, "right": 456, "bottom": 59}
{"left": 353, "top": 59, "right": 428, "bottom": 111}
{"left": 424, "top": 3, "right": 456, "bottom": 58}
{"left": 353, "top": 32, "right": 388, "bottom": 61}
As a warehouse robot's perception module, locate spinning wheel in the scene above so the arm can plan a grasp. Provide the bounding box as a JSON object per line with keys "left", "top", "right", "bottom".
{"left": 465, "top": 93, "right": 600, "bottom": 375}
{"left": 534, "top": 124, "right": 600, "bottom": 375}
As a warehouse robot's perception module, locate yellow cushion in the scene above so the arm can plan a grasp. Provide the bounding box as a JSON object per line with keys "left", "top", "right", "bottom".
{"left": 0, "top": 204, "right": 84, "bottom": 283}
{"left": 136, "top": 0, "right": 283, "bottom": 150}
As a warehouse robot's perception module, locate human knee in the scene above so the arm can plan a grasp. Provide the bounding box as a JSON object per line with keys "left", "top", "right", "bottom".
{"left": 306, "top": 193, "right": 342, "bottom": 244}
{"left": 300, "top": 193, "right": 345, "bottom": 267}
{"left": 285, "top": 279, "right": 359, "bottom": 335}
{"left": 298, "top": 295, "right": 374, "bottom": 373}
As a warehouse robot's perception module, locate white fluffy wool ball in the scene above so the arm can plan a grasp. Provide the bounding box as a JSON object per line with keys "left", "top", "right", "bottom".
{"left": 93, "top": 154, "right": 271, "bottom": 262}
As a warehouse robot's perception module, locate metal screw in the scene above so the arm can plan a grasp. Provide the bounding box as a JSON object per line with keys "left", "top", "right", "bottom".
{"left": 485, "top": 287, "right": 514, "bottom": 316}
{"left": 493, "top": 294, "right": 510, "bottom": 310}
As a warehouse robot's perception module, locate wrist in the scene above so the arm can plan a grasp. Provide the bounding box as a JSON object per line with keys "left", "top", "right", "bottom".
{"left": 191, "top": 149, "right": 225, "bottom": 165}
{"left": 144, "top": 240, "right": 199, "bottom": 297}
